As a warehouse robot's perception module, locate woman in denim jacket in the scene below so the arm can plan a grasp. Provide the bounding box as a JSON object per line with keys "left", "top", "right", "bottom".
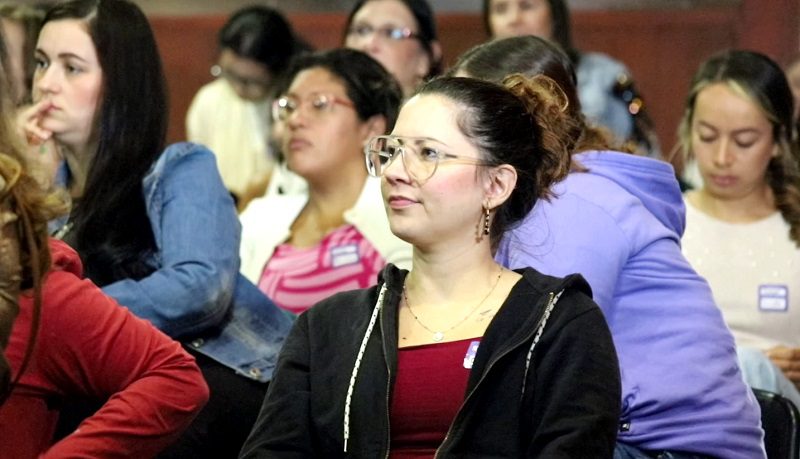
{"left": 18, "top": 0, "right": 292, "bottom": 456}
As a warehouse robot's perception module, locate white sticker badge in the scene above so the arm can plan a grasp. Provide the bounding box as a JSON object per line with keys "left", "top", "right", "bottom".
{"left": 758, "top": 284, "right": 789, "bottom": 312}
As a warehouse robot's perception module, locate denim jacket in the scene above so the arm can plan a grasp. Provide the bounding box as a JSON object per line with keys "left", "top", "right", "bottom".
{"left": 100, "top": 142, "right": 292, "bottom": 382}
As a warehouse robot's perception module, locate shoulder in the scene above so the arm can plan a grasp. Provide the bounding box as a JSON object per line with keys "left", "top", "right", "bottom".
{"left": 302, "top": 264, "right": 404, "bottom": 328}
{"left": 240, "top": 192, "right": 308, "bottom": 231}
{"left": 578, "top": 52, "right": 629, "bottom": 77}
{"left": 143, "top": 143, "right": 218, "bottom": 189}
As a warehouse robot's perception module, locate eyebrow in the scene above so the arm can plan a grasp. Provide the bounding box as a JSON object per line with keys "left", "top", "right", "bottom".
{"left": 697, "top": 121, "right": 763, "bottom": 136}
{"left": 35, "top": 49, "right": 90, "bottom": 63}
{"left": 399, "top": 135, "right": 450, "bottom": 148}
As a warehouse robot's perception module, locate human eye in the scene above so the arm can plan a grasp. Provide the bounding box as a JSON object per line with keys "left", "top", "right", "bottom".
{"left": 311, "top": 94, "right": 331, "bottom": 111}
{"left": 695, "top": 125, "right": 717, "bottom": 143}
{"left": 384, "top": 27, "right": 410, "bottom": 40}
{"left": 34, "top": 55, "right": 48, "bottom": 72}
{"left": 491, "top": 0, "right": 509, "bottom": 14}
{"left": 734, "top": 135, "right": 759, "bottom": 149}
{"left": 349, "top": 24, "right": 373, "bottom": 37}
{"left": 419, "top": 146, "right": 443, "bottom": 162}
{"left": 65, "top": 63, "right": 84, "bottom": 75}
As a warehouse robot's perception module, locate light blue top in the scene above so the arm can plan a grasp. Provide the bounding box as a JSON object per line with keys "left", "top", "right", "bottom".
{"left": 576, "top": 52, "right": 632, "bottom": 143}
{"left": 496, "top": 151, "right": 764, "bottom": 457}
{"left": 100, "top": 142, "right": 292, "bottom": 382}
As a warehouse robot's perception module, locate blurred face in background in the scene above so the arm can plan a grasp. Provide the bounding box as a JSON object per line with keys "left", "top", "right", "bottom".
{"left": 213, "top": 48, "right": 273, "bottom": 102}
{"left": 277, "top": 66, "right": 378, "bottom": 185}
{"left": 487, "top": 0, "right": 553, "bottom": 40}
{"left": 691, "top": 83, "right": 778, "bottom": 204}
{"left": 345, "top": 0, "right": 432, "bottom": 97}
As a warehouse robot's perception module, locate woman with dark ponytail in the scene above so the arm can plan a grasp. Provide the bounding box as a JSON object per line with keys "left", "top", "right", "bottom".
{"left": 241, "top": 74, "right": 620, "bottom": 457}
{"left": 453, "top": 36, "right": 765, "bottom": 459}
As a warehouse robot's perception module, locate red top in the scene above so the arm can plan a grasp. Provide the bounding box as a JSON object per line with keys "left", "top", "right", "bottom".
{"left": 0, "top": 239, "right": 209, "bottom": 459}
{"left": 389, "top": 338, "right": 480, "bottom": 458}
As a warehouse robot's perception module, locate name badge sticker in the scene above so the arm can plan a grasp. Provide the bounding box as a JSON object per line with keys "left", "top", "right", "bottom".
{"left": 330, "top": 244, "right": 360, "bottom": 268}
{"left": 463, "top": 341, "right": 480, "bottom": 369}
{"left": 758, "top": 284, "right": 789, "bottom": 312}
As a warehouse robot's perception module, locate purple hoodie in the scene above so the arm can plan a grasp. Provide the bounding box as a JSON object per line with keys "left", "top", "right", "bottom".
{"left": 496, "top": 151, "right": 764, "bottom": 457}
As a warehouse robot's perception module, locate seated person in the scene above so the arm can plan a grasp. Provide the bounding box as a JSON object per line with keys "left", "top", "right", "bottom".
{"left": 453, "top": 36, "right": 765, "bottom": 458}
{"left": 241, "top": 74, "right": 621, "bottom": 458}
{"left": 240, "top": 49, "right": 412, "bottom": 315}
{"left": 681, "top": 50, "right": 800, "bottom": 409}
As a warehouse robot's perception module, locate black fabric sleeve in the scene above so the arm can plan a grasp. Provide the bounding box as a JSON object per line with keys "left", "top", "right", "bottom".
{"left": 526, "top": 290, "right": 622, "bottom": 458}
{"left": 239, "top": 313, "right": 316, "bottom": 458}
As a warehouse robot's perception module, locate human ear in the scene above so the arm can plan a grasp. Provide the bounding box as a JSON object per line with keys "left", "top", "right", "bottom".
{"left": 359, "top": 115, "right": 388, "bottom": 145}
{"left": 484, "top": 164, "right": 517, "bottom": 210}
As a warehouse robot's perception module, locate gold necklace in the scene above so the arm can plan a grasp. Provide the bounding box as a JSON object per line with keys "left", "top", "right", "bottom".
{"left": 402, "top": 268, "right": 504, "bottom": 342}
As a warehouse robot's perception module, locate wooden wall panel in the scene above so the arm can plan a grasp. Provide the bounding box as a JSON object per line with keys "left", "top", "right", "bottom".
{"left": 152, "top": 4, "right": 793, "bottom": 156}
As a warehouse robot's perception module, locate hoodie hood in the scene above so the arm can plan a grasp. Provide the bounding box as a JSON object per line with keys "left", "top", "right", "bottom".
{"left": 572, "top": 151, "right": 686, "bottom": 236}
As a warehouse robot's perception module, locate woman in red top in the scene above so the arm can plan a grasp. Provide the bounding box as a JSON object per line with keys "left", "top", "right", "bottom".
{"left": 0, "top": 43, "right": 209, "bottom": 458}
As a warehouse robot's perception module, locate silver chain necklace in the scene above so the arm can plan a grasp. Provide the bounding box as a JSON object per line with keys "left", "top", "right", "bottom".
{"left": 402, "top": 268, "right": 504, "bottom": 342}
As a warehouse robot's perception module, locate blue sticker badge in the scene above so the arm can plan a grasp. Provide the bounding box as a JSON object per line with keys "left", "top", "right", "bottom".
{"left": 463, "top": 341, "right": 480, "bottom": 369}
{"left": 758, "top": 284, "right": 789, "bottom": 312}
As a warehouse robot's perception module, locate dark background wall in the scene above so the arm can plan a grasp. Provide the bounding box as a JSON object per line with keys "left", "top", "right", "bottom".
{"left": 143, "top": 0, "right": 798, "bottom": 154}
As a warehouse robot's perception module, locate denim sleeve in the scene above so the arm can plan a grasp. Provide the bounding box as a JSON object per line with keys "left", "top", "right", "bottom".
{"left": 103, "top": 144, "right": 240, "bottom": 339}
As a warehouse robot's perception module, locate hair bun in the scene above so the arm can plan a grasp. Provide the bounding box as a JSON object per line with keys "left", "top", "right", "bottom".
{"left": 502, "top": 73, "right": 574, "bottom": 199}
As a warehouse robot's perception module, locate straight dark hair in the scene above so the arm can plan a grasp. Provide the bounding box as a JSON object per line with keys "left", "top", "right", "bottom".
{"left": 46, "top": 0, "right": 166, "bottom": 285}
{"left": 283, "top": 48, "right": 403, "bottom": 132}
{"left": 219, "top": 6, "right": 310, "bottom": 79}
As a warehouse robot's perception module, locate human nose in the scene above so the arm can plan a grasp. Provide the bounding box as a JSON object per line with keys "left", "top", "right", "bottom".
{"left": 35, "top": 66, "right": 59, "bottom": 96}
{"left": 383, "top": 148, "right": 413, "bottom": 184}
{"left": 712, "top": 139, "right": 734, "bottom": 167}
{"left": 285, "top": 102, "right": 308, "bottom": 129}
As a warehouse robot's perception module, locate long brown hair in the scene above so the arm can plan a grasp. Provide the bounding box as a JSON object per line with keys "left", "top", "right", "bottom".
{"left": 0, "top": 27, "right": 67, "bottom": 404}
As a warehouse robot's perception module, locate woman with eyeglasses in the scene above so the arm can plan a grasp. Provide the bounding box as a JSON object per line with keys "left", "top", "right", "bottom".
{"left": 186, "top": 6, "right": 310, "bottom": 209}
{"left": 239, "top": 48, "right": 412, "bottom": 316}
{"left": 17, "top": 1, "right": 294, "bottom": 457}
{"left": 344, "top": 0, "right": 442, "bottom": 98}
{"left": 240, "top": 74, "right": 621, "bottom": 457}
{"left": 452, "top": 36, "right": 765, "bottom": 459}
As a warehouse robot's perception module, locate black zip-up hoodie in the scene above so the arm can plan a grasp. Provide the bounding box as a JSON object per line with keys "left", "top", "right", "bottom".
{"left": 241, "top": 264, "right": 621, "bottom": 458}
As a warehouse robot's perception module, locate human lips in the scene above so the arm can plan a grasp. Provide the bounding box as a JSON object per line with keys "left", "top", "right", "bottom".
{"left": 287, "top": 136, "right": 311, "bottom": 151}
{"left": 386, "top": 194, "right": 418, "bottom": 209}
{"left": 708, "top": 174, "right": 738, "bottom": 188}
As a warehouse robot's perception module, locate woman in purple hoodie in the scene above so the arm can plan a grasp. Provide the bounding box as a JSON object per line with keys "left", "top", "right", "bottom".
{"left": 452, "top": 36, "right": 765, "bottom": 459}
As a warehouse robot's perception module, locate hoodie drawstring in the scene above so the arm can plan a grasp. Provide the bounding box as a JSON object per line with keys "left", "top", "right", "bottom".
{"left": 343, "top": 283, "right": 387, "bottom": 452}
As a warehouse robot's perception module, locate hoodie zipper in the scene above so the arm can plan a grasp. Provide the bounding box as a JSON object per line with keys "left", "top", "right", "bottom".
{"left": 380, "top": 305, "right": 392, "bottom": 459}
{"left": 433, "top": 291, "right": 556, "bottom": 458}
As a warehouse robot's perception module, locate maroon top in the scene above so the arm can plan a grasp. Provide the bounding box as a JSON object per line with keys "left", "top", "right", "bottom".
{"left": 389, "top": 337, "right": 480, "bottom": 458}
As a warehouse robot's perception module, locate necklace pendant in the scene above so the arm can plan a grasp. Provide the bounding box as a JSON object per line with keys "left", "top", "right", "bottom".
{"left": 432, "top": 331, "right": 444, "bottom": 342}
